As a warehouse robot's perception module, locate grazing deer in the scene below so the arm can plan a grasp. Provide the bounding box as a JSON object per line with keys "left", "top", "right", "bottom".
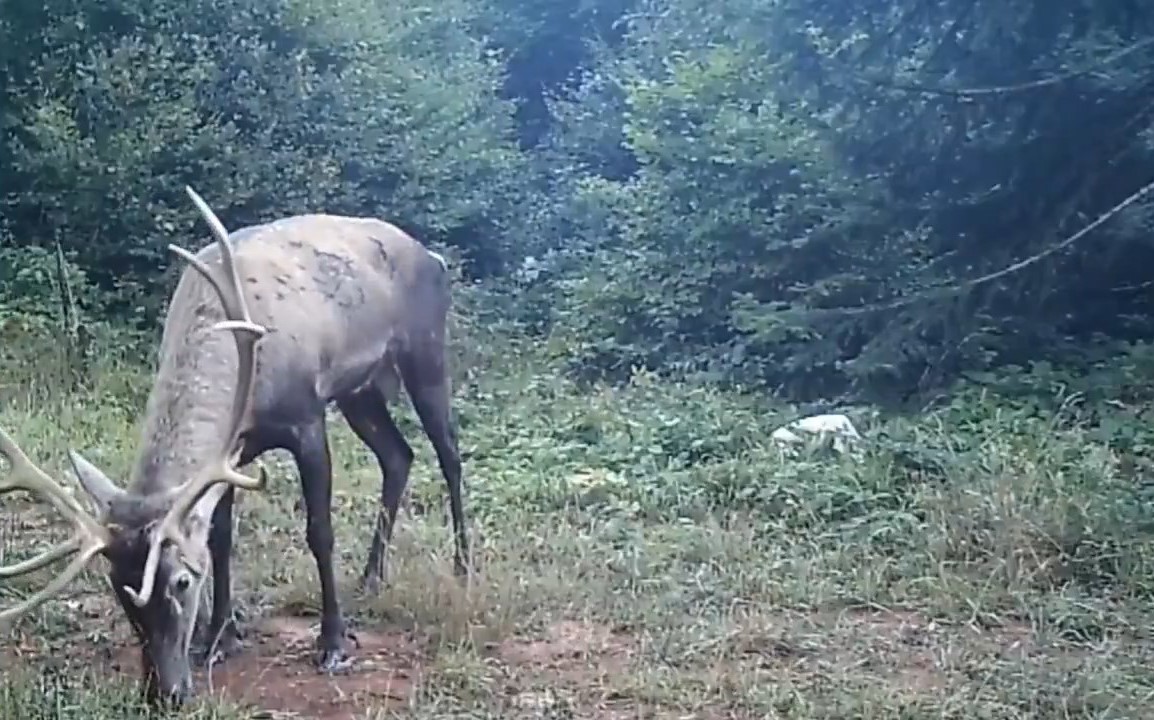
{"left": 0, "top": 187, "right": 468, "bottom": 705}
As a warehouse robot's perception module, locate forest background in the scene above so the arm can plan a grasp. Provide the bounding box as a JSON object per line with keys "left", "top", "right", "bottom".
{"left": 2, "top": 0, "right": 1152, "bottom": 408}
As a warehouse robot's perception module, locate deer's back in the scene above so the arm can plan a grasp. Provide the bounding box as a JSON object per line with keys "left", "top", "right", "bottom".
{"left": 162, "top": 214, "right": 448, "bottom": 411}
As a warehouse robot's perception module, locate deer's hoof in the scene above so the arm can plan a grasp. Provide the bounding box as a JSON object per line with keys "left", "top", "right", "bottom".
{"left": 314, "top": 628, "right": 359, "bottom": 673}
{"left": 315, "top": 647, "right": 355, "bottom": 674}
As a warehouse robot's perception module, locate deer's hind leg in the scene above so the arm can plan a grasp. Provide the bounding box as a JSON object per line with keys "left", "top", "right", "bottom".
{"left": 397, "top": 350, "right": 469, "bottom": 578}
{"left": 336, "top": 382, "right": 414, "bottom": 595}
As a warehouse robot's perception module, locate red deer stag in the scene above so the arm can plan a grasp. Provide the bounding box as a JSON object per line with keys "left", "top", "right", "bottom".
{"left": 0, "top": 187, "right": 468, "bottom": 705}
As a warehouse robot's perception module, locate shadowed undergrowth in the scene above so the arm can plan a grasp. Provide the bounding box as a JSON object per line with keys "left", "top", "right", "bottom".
{"left": 2, "top": 324, "right": 1154, "bottom": 719}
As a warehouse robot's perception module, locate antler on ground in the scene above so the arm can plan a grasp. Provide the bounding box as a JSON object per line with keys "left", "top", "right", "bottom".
{"left": 124, "top": 187, "right": 270, "bottom": 607}
{"left": 0, "top": 429, "right": 110, "bottom": 620}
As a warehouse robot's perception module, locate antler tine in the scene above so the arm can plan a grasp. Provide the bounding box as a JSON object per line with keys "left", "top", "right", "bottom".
{"left": 0, "top": 544, "right": 107, "bottom": 621}
{"left": 0, "top": 428, "right": 110, "bottom": 620}
{"left": 0, "top": 538, "right": 79, "bottom": 578}
{"left": 124, "top": 187, "right": 270, "bottom": 607}
{"left": 181, "top": 186, "right": 268, "bottom": 458}
{"left": 0, "top": 430, "right": 98, "bottom": 529}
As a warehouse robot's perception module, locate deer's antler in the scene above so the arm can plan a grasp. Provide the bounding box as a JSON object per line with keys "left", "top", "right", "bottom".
{"left": 125, "top": 187, "right": 270, "bottom": 607}
{"left": 0, "top": 429, "right": 111, "bottom": 620}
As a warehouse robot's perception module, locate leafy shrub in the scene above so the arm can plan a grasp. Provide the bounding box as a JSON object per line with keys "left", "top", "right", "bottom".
{"left": 2, "top": 0, "right": 531, "bottom": 315}
{"left": 521, "top": 0, "right": 920, "bottom": 399}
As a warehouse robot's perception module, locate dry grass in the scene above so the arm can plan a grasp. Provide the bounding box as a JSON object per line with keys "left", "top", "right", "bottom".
{"left": 3, "top": 333, "right": 1154, "bottom": 719}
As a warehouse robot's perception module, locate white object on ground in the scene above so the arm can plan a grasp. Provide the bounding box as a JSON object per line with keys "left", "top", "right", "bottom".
{"left": 771, "top": 413, "right": 862, "bottom": 454}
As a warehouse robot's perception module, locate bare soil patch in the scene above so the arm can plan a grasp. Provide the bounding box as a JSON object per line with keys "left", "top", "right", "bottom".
{"left": 98, "top": 615, "right": 424, "bottom": 720}
{"left": 85, "top": 615, "right": 642, "bottom": 719}
{"left": 495, "top": 618, "right": 635, "bottom": 680}
{"left": 492, "top": 619, "right": 647, "bottom": 719}
{"left": 205, "top": 617, "right": 420, "bottom": 719}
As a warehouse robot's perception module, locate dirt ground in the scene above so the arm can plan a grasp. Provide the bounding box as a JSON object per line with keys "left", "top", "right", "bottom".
{"left": 88, "top": 613, "right": 641, "bottom": 719}
{"left": 95, "top": 614, "right": 420, "bottom": 719}
{"left": 189, "top": 617, "right": 418, "bottom": 719}
{"left": 67, "top": 606, "right": 1051, "bottom": 719}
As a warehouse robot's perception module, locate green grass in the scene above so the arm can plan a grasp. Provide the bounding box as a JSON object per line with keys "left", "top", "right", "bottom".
{"left": 3, "top": 326, "right": 1154, "bottom": 719}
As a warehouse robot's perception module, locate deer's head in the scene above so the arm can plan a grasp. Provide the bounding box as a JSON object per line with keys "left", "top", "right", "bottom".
{"left": 0, "top": 187, "right": 268, "bottom": 706}
{"left": 71, "top": 452, "right": 238, "bottom": 702}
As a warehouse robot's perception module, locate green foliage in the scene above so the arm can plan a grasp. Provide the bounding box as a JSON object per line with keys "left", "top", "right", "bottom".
{"left": 433, "top": 348, "right": 1154, "bottom": 607}
{"left": 2, "top": 0, "right": 529, "bottom": 314}
{"left": 522, "top": 0, "right": 903, "bottom": 395}
{"left": 4, "top": 0, "right": 1154, "bottom": 399}
{"left": 0, "top": 244, "right": 153, "bottom": 401}
{"left": 507, "top": 0, "right": 1154, "bottom": 401}
{"left": 0, "top": 246, "right": 87, "bottom": 319}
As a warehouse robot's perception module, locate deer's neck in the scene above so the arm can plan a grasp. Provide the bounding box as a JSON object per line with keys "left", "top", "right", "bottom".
{"left": 129, "top": 285, "right": 242, "bottom": 496}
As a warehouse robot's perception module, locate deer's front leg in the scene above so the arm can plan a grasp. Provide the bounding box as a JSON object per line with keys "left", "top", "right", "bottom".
{"left": 194, "top": 485, "right": 244, "bottom": 667}
{"left": 293, "top": 420, "right": 358, "bottom": 672}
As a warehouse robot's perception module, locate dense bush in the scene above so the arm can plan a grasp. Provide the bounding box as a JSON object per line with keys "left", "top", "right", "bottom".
{"left": 515, "top": 0, "right": 1154, "bottom": 402}
{"left": 1, "top": 0, "right": 529, "bottom": 317}
{"left": 533, "top": 6, "right": 902, "bottom": 396}
{"left": 2, "top": 0, "right": 1152, "bottom": 402}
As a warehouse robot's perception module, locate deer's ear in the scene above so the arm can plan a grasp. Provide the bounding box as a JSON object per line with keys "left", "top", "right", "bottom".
{"left": 68, "top": 450, "right": 126, "bottom": 514}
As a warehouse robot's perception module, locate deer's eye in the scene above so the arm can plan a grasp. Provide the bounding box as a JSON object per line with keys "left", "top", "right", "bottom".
{"left": 171, "top": 570, "right": 193, "bottom": 594}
